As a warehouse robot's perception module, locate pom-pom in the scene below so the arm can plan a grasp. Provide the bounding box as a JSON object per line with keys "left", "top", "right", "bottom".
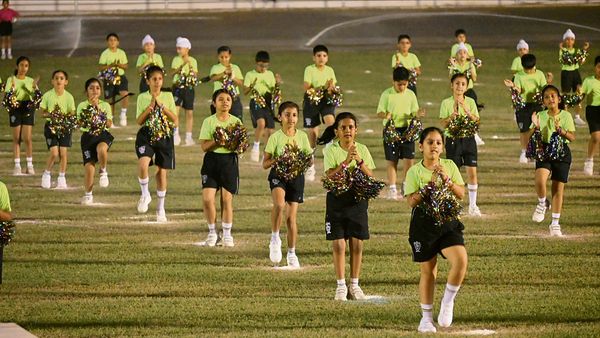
{"left": 27, "top": 87, "right": 43, "bottom": 110}
{"left": 561, "top": 93, "right": 584, "bottom": 108}
{"left": 526, "top": 129, "right": 567, "bottom": 161}
{"left": 2, "top": 87, "right": 19, "bottom": 112}
{"left": 78, "top": 104, "right": 108, "bottom": 136}
{"left": 306, "top": 87, "right": 324, "bottom": 105}
{"left": 222, "top": 75, "right": 239, "bottom": 99}
{"left": 98, "top": 67, "right": 122, "bottom": 86}
{"left": 145, "top": 105, "right": 174, "bottom": 144}
{"left": 213, "top": 122, "right": 249, "bottom": 154}
{"left": 0, "top": 220, "right": 15, "bottom": 246}
{"left": 408, "top": 68, "right": 418, "bottom": 87}
{"left": 449, "top": 66, "right": 472, "bottom": 83}
{"left": 322, "top": 168, "right": 351, "bottom": 195}
{"left": 48, "top": 104, "right": 78, "bottom": 137}
{"left": 384, "top": 118, "right": 423, "bottom": 146}
{"left": 273, "top": 143, "right": 313, "bottom": 181}
{"left": 250, "top": 88, "right": 267, "bottom": 109}
{"left": 326, "top": 86, "right": 344, "bottom": 107}
{"left": 471, "top": 58, "right": 483, "bottom": 68}
{"left": 545, "top": 131, "right": 567, "bottom": 161}
{"left": 418, "top": 172, "right": 463, "bottom": 225}
{"left": 533, "top": 91, "right": 543, "bottom": 106}
{"left": 322, "top": 166, "right": 385, "bottom": 201}
{"left": 525, "top": 128, "right": 545, "bottom": 161}
{"left": 446, "top": 114, "right": 479, "bottom": 139}
{"left": 271, "top": 84, "right": 282, "bottom": 113}
{"left": 559, "top": 48, "right": 589, "bottom": 66}
{"left": 510, "top": 87, "right": 526, "bottom": 112}
{"left": 383, "top": 119, "right": 402, "bottom": 146}
{"left": 174, "top": 69, "right": 200, "bottom": 89}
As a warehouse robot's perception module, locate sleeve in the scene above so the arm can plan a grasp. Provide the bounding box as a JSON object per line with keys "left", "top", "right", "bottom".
{"left": 136, "top": 54, "right": 144, "bottom": 68}
{"left": 581, "top": 78, "right": 591, "bottom": 94}
{"left": 171, "top": 57, "right": 179, "bottom": 70}
{"left": 323, "top": 146, "right": 337, "bottom": 172}
{"left": 468, "top": 44, "right": 474, "bottom": 57}
{"left": 191, "top": 58, "right": 199, "bottom": 73}
{"left": 330, "top": 68, "right": 337, "bottom": 85}
{"left": 209, "top": 64, "right": 219, "bottom": 76}
{"left": 469, "top": 98, "right": 479, "bottom": 118}
{"left": 264, "top": 133, "right": 276, "bottom": 155}
{"left": 470, "top": 63, "right": 477, "bottom": 80}
{"left": 156, "top": 55, "right": 164, "bottom": 68}
{"left": 120, "top": 50, "right": 128, "bottom": 64}
{"left": 361, "top": 145, "right": 376, "bottom": 170}
{"left": 165, "top": 93, "right": 177, "bottom": 115}
{"left": 101, "top": 102, "right": 113, "bottom": 121}
{"left": 511, "top": 57, "right": 520, "bottom": 72}
{"left": 0, "top": 182, "right": 11, "bottom": 212}
{"left": 40, "top": 92, "right": 50, "bottom": 111}
{"left": 76, "top": 101, "right": 85, "bottom": 118}
{"left": 563, "top": 112, "right": 576, "bottom": 133}
{"left": 411, "top": 93, "right": 419, "bottom": 115}
{"left": 234, "top": 65, "right": 243, "bottom": 80}
{"left": 413, "top": 54, "right": 421, "bottom": 68}
{"left": 376, "top": 91, "right": 388, "bottom": 114}
{"left": 540, "top": 72, "right": 547, "bottom": 87}
{"left": 67, "top": 93, "right": 76, "bottom": 113}
{"left": 439, "top": 99, "right": 450, "bottom": 119}
{"left": 300, "top": 132, "right": 313, "bottom": 153}
{"left": 513, "top": 73, "right": 523, "bottom": 90}
{"left": 243, "top": 72, "right": 253, "bottom": 87}
{"left": 303, "top": 66, "right": 311, "bottom": 85}
{"left": 391, "top": 54, "right": 397, "bottom": 68}
{"left": 403, "top": 166, "right": 419, "bottom": 196}
{"left": 198, "top": 118, "right": 213, "bottom": 141}
{"left": 448, "top": 160, "right": 465, "bottom": 186}
{"left": 99, "top": 50, "right": 107, "bottom": 65}
{"left": 136, "top": 94, "right": 146, "bottom": 118}
{"left": 3, "top": 77, "right": 11, "bottom": 93}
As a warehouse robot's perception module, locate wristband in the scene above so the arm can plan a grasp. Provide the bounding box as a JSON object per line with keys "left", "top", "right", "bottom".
{"left": 341, "top": 162, "right": 348, "bottom": 170}
{"left": 357, "top": 159, "right": 365, "bottom": 167}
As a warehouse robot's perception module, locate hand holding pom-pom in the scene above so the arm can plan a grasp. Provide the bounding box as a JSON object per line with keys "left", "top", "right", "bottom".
{"left": 0, "top": 220, "right": 16, "bottom": 246}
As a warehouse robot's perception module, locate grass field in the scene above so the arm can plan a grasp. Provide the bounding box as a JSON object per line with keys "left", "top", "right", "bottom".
{"left": 0, "top": 46, "right": 599, "bottom": 337}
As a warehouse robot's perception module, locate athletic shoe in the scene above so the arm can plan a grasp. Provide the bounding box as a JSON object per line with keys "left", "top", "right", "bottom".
{"left": 196, "top": 232, "right": 218, "bottom": 247}
{"left": 348, "top": 284, "right": 367, "bottom": 300}
{"left": 583, "top": 160, "right": 593, "bottom": 176}
{"left": 387, "top": 188, "right": 398, "bottom": 200}
{"left": 305, "top": 165, "right": 316, "bottom": 182}
{"left": 41, "top": 172, "right": 51, "bottom": 189}
{"left": 185, "top": 137, "right": 195, "bottom": 146}
{"left": 519, "top": 153, "right": 528, "bottom": 164}
{"left": 418, "top": 318, "right": 437, "bottom": 333}
{"left": 13, "top": 165, "right": 21, "bottom": 176}
{"left": 286, "top": 253, "right": 300, "bottom": 269}
{"left": 1, "top": 54, "right": 5, "bottom": 60}
{"left": 574, "top": 115, "right": 586, "bottom": 126}
{"left": 81, "top": 194, "right": 93, "bottom": 205}
{"left": 119, "top": 114, "right": 127, "bottom": 127}
{"left": 156, "top": 210, "right": 167, "bottom": 223}
{"left": 437, "top": 301, "right": 454, "bottom": 328}
{"left": 222, "top": 235, "right": 235, "bottom": 247}
{"left": 137, "top": 194, "right": 152, "bottom": 213}
{"left": 56, "top": 176, "right": 67, "bottom": 189}
{"left": 468, "top": 205, "right": 482, "bottom": 217}
{"left": 549, "top": 224, "right": 564, "bottom": 237}
{"left": 269, "top": 237, "right": 282, "bottom": 264}
{"left": 334, "top": 285, "right": 348, "bottom": 301}
{"left": 250, "top": 148, "right": 260, "bottom": 162}
{"left": 532, "top": 201, "right": 548, "bottom": 223}
{"left": 474, "top": 133, "right": 485, "bottom": 146}
{"left": 99, "top": 171, "right": 109, "bottom": 188}
{"left": 173, "top": 133, "right": 181, "bottom": 146}
{"left": 7, "top": 53, "right": 12, "bottom": 60}
{"left": 26, "top": 165, "right": 35, "bottom": 175}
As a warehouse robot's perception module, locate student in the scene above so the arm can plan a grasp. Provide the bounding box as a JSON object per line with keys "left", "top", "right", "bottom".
{"left": 582, "top": 56, "right": 600, "bottom": 175}
{"left": 303, "top": 44, "right": 338, "bottom": 181}
{"left": 404, "top": 126, "right": 467, "bottom": 333}
{"left": 197, "top": 89, "right": 243, "bottom": 248}
{"left": 319, "top": 112, "right": 376, "bottom": 301}
{"left": 504, "top": 54, "right": 552, "bottom": 163}
{"left": 170, "top": 37, "right": 198, "bottom": 147}
{"left": 98, "top": 32, "right": 129, "bottom": 127}
{"left": 5, "top": 56, "right": 37, "bottom": 175}
{"left": 377, "top": 66, "right": 423, "bottom": 199}
{"left": 262, "top": 101, "right": 312, "bottom": 268}
{"left": 244, "top": 50, "right": 281, "bottom": 162}
{"left": 135, "top": 66, "right": 178, "bottom": 223}
{"left": 136, "top": 34, "right": 164, "bottom": 94}
{"left": 0, "top": 180, "right": 11, "bottom": 222}
{"left": 450, "top": 29, "right": 474, "bottom": 59}
{"left": 210, "top": 46, "right": 244, "bottom": 120}
{"left": 0, "top": 0, "right": 18, "bottom": 60}
{"left": 559, "top": 29, "right": 590, "bottom": 126}
{"left": 529, "top": 85, "right": 575, "bottom": 236}
{"left": 391, "top": 34, "right": 422, "bottom": 95}
{"left": 511, "top": 39, "right": 529, "bottom": 75}
{"left": 77, "top": 78, "right": 114, "bottom": 205}
{"left": 40, "top": 70, "right": 76, "bottom": 190}
{"left": 439, "top": 73, "right": 481, "bottom": 217}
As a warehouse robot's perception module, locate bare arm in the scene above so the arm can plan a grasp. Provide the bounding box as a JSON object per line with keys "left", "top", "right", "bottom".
{"left": 0, "top": 210, "right": 12, "bottom": 221}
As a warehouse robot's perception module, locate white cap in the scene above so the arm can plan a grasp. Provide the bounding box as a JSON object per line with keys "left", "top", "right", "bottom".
{"left": 563, "top": 29, "right": 575, "bottom": 40}
{"left": 142, "top": 34, "right": 155, "bottom": 47}
{"left": 456, "top": 42, "right": 468, "bottom": 53}
{"left": 516, "top": 39, "right": 529, "bottom": 51}
{"left": 176, "top": 37, "right": 191, "bottom": 50}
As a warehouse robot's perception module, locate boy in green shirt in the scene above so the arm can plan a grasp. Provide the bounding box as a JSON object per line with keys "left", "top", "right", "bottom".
{"left": 392, "top": 34, "right": 421, "bottom": 95}
{"left": 136, "top": 34, "right": 164, "bottom": 94}
{"left": 450, "top": 29, "right": 474, "bottom": 59}
{"left": 98, "top": 33, "right": 129, "bottom": 127}
{"left": 171, "top": 37, "right": 198, "bottom": 146}
{"left": 511, "top": 39, "right": 529, "bottom": 75}
{"left": 559, "top": 28, "right": 590, "bottom": 126}
{"left": 582, "top": 56, "right": 600, "bottom": 175}
{"left": 210, "top": 46, "right": 244, "bottom": 120}
{"left": 0, "top": 181, "right": 11, "bottom": 222}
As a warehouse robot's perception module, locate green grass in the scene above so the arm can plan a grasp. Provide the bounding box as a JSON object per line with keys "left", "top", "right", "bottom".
{"left": 0, "top": 47, "right": 599, "bottom": 337}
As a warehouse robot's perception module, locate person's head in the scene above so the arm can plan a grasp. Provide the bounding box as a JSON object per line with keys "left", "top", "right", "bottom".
{"left": 51, "top": 70, "right": 69, "bottom": 90}
{"left": 516, "top": 39, "right": 529, "bottom": 56}
{"left": 392, "top": 66, "right": 410, "bottom": 93}
{"left": 455, "top": 43, "right": 468, "bottom": 61}
{"left": 397, "top": 34, "right": 412, "bottom": 53}
{"left": 145, "top": 65, "right": 164, "bottom": 90}
{"left": 450, "top": 73, "right": 468, "bottom": 96}
{"left": 176, "top": 37, "right": 191, "bottom": 56}
{"left": 2, "top": 1, "right": 9, "bottom": 9}
{"left": 317, "top": 112, "right": 358, "bottom": 145}
{"left": 594, "top": 55, "right": 600, "bottom": 78}
{"left": 278, "top": 101, "right": 299, "bottom": 127}
{"left": 218, "top": 46, "right": 232, "bottom": 66}
{"left": 541, "top": 85, "right": 564, "bottom": 110}
{"left": 84, "top": 78, "right": 102, "bottom": 100}
{"left": 312, "top": 45, "right": 329, "bottom": 67}
{"left": 455, "top": 29, "right": 467, "bottom": 43}
{"left": 521, "top": 54, "right": 536, "bottom": 70}
{"left": 14, "top": 56, "right": 30, "bottom": 76}
{"left": 255, "top": 50, "right": 270, "bottom": 72}
{"left": 562, "top": 29, "right": 576, "bottom": 48}
{"left": 418, "top": 127, "right": 445, "bottom": 160}
{"left": 106, "top": 33, "right": 119, "bottom": 49}
{"left": 142, "top": 34, "right": 155, "bottom": 54}
{"left": 211, "top": 89, "right": 233, "bottom": 115}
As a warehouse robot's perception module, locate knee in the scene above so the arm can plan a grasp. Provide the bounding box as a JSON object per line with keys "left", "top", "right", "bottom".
{"left": 273, "top": 202, "right": 285, "bottom": 213}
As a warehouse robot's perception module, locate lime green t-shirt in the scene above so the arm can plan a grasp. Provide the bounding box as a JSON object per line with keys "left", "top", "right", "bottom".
{"left": 451, "top": 43, "right": 474, "bottom": 57}
{"left": 4, "top": 76, "right": 35, "bottom": 101}
{"left": 99, "top": 48, "right": 128, "bottom": 76}
{"left": 136, "top": 91, "right": 177, "bottom": 119}
{"left": 40, "top": 89, "right": 76, "bottom": 121}
{"left": 404, "top": 159, "right": 465, "bottom": 196}
{"left": 514, "top": 70, "right": 547, "bottom": 103}
{"left": 171, "top": 56, "right": 199, "bottom": 84}
{"left": 511, "top": 56, "right": 524, "bottom": 73}
{"left": 559, "top": 48, "right": 580, "bottom": 71}
{"left": 76, "top": 100, "right": 113, "bottom": 132}
{"left": 581, "top": 76, "right": 600, "bottom": 106}
{"left": 439, "top": 96, "right": 479, "bottom": 137}
{"left": 244, "top": 69, "right": 276, "bottom": 96}
{"left": 198, "top": 114, "right": 243, "bottom": 154}
{"left": 0, "top": 181, "right": 11, "bottom": 212}
{"left": 136, "top": 53, "right": 164, "bottom": 74}
{"left": 264, "top": 129, "right": 312, "bottom": 158}
{"left": 323, "top": 140, "right": 375, "bottom": 172}
{"left": 451, "top": 62, "right": 476, "bottom": 89}
{"left": 531, "top": 110, "right": 575, "bottom": 144}
{"left": 303, "top": 64, "right": 337, "bottom": 89}
{"left": 377, "top": 87, "right": 419, "bottom": 127}
{"left": 210, "top": 63, "right": 243, "bottom": 93}
{"left": 391, "top": 52, "right": 421, "bottom": 69}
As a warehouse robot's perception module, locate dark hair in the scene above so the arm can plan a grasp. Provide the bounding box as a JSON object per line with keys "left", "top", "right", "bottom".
{"left": 2, "top": 1, "right": 8, "bottom": 4}
{"left": 278, "top": 101, "right": 299, "bottom": 116}
{"left": 106, "top": 33, "right": 119, "bottom": 41}
{"left": 313, "top": 44, "right": 328, "bottom": 55}
{"left": 210, "top": 89, "right": 233, "bottom": 115}
{"left": 52, "top": 69, "right": 68, "bottom": 80}
{"left": 521, "top": 54, "right": 537, "bottom": 70}
{"left": 541, "top": 84, "right": 565, "bottom": 110}
{"left": 393, "top": 66, "right": 410, "bottom": 82}
{"left": 145, "top": 65, "right": 164, "bottom": 80}
{"left": 450, "top": 72, "right": 468, "bottom": 83}
{"left": 255, "top": 50, "right": 270, "bottom": 63}
{"left": 317, "top": 112, "right": 357, "bottom": 145}
{"left": 84, "top": 78, "right": 102, "bottom": 92}
{"left": 419, "top": 126, "right": 444, "bottom": 145}
{"left": 595, "top": 55, "right": 600, "bottom": 66}
{"left": 14, "top": 56, "right": 30, "bottom": 76}
{"left": 217, "top": 46, "right": 232, "bottom": 54}
{"left": 397, "top": 34, "right": 411, "bottom": 43}
{"left": 455, "top": 29, "right": 466, "bottom": 37}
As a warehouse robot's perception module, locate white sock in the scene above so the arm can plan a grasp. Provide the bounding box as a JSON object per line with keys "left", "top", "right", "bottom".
{"left": 575, "top": 114, "right": 581, "bottom": 119}
{"left": 421, "top": 304, "right": 434, "bottom": 322}
{"left": 185, "top": 132, "right": 192, "bottom": 139}
{"left": 253, "top": 141, "right": 260, "bottom": 149}
{"left": 85, "top": 191, "right": 93, "bottom": 197}
{"left": 14, "top": 158, "right": 21, "bottom": 167}
{"left": 7, "top": 48, "right": 11, "bottom": 55}
{"left": 100, "top": 167, "right": 106, "bottom": 173}
{"left": 586, "top": 157, "right": 593, "bottom": 163}
{"left": 208, "top": 223, "right": 216, "bottom": 235}
{"left": 389, "top": 184, "right": 397, "bottom": 191}
{"left": 521, "top": 149, "right": 526, "bottom": 155}
{"left": 442, "top": 283, "right": 460, "bottom": 305}
{"left": 59, "top": 172, "right": 65, "bottom": 178}
{"left": 44, "top": 170, "right": 51, "bottom": 175}
{"left": 138, "top": 177, "right": 150, "bottom": 197}
{"left": 538, "top": 197, "right": 546, "bottom": 205}
{"left": 222, "top": 222, "right": 232, "bottom": 237}
{"left": 551, "top": 213, "right": 560, "bottom": 226}
{"left": 174, "top": 127, "right": 179, "bottom": 134}
{"left": 1, "top": 48, "right": 4, "bottom": 55}
{"left": 351, "top": 278, "right": 359, "bottom": 287}
{"left": 120, "top": 108, "right": 127, "bottom": 116}
{"left": 26, "top": 157, "right": 33, "bottom": 167}
{"left": 271, "top": 231, "right": 279, "bottom": 241}
{"left": 287, "top": 247, "right": 295, "bottom": 255}
{"left": 156, "top": 190, "right": 166, "bottom": 212}
{"left": 337, "top": 279, "right": 346, "bottom": 287}
{"left": 467, "top": 184, "right": 478, "bottom": 207}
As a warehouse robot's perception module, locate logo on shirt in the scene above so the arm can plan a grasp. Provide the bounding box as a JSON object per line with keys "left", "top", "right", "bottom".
{"left": 202, "top": 175, "right": 208, "bottom": 184}
{"left": 271, "top": 178, "right": 280, "bottom": 186}
{"left": 413, "top": 241, "right": 422, "bottom": 253}
{"left": 46, "top": 138, "right": 53, "bottom": 146}
{"left": 325, "top": 221, "right": 331, "bottom": 235}
{"left": 10, "top": 115, "right": 16, "bottom": 123}
{"left": 138, "top": 146, "right": 146, "bottom": 154}
{"left": 84, "top": 150, "right": 91, "bottom": 159}
{"left": 305, "top": 118, "right": 312, "bottom": 126}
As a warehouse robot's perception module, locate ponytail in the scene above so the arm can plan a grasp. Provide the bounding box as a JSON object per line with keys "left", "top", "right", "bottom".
{"left": 317, "top": 111, "right": 358, "bottom": 145}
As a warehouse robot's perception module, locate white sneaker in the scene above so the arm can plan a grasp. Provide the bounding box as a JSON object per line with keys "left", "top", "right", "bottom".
{"left": 334, "top": 285, "right": 348, "bottom": 301}
{"left": 574, "top": 115, "right": 586, "bottom": 126}
{"left": 532, "top": 201, "right": 548, "bottom": 223}
{"left": 81, "top": 194, "right": 94, "bottom": 205}
{"left": 1, "top": 54, "right": 5, "bottom": 60}
{"left": 549, "top": 224, "right": 564, "bottom": 237}
{"left": 519, "top": 153, "right": 528, "bottom": 164}
{"left": 99, "top": 171, "right": 109, "bottom": 188}
{"left": 222, "top": 235, "right": 235, "bottom": 247}
{"left": 269, "top": 237, "right": 282, "bottom": 264}
{"left": 137, "top": 194, "right": 152, "bottom": 213}
{"left": 387, "top": 188, "right": 398, "bottom": 200}
{"left": 195, "top": 232, "right": 218, "bottom": 247}
{"left": 583, "top": 160, "right": 593, "bottom": 176}
{"left": 250, "top": 148, "right": 260, "bottom": 162}
{"left": 418, "top": 318, "right": 437, "bottom": 333}
{"left": 438, "top": 301, "right": 454, "bottom": 328}
{"left": 26, "top": 165, "right": 35, "bottom": 175}
{"left": 184, "top": 137, "right": 195, "bottom": 146}
{"left": 475, "top": 133, "right": 485, "bottom": 146}
{"left": 156, "top": 210, "right": 167, "bottom": 223}
{"left": 41, "top": 172, "right": 51, "bottom": 189}
{"left": 305, "top": 165, "right": 316, "bottom": 182}
{"left": 56, "top": 176, "right": 67, "bottom": 189}
{"left": 7, "top": 53, "right": 12, "bottom": 60}
{"left": 13, "top": 165, "right": 22, "bottom": 176}
{"left": 286, "top": 253, "right": 300, "bottom": 269}
{"left": 173, "top": 133, "right": 181, "bottom": 146}
{"left": 348, "top": 284, "right": 367, "bottom": 300}
{"left": 468, "top": 205, "right": 482, "bottom": 217}
{"left": 119, "top": 114, "right": 127, "bottom": 127}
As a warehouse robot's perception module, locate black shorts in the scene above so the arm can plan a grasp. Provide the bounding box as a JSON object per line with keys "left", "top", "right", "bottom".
{"left": 516, "top": 102, "right": 541, "bottom": 133}
{"left": 135, "top": 126, "right": 175, "bottom": 169}
{"left": 383, "top": 127, "right": 415, "bottom": 161}
{"left": 535, "top": 144, "right": 572, "bottom": 183}
{"left": 465, "top": 88, "right": 478, "bottom": 106}
{"left": 81, "top": 130, "right": 114, "bottom": 165}
{"left": 586, "top": 105, "right": 600, "bottom": 133}
{"left": 408, "top": 207, "right": 465, "bottom": 262}
{"left": 44, "top": 122, "right": 72, "bottom": 149}
{"left": 231, "top": 97, "right": 243, "bottom": 120}
{"left": 446, "top": 136, "right": 477, "bottom": 167}
{"left": 325, "top": 192, "right": 369, "bottom": 241}
{"left": 268, "top": 168, "right": 305, "bottom": 203}
{"left": 173, "top": 87, "right": 194, "bottom": 110}
{"left": 250, "top": 99, "right": 276, "bottom": 129}
{"left": 302, "top": 94, "right": 335, "bottom": 128}
{"left": 201, "top": 151, "right": 239, "bottom": 194}
{"left": 139, "top": 77, "right": 149, "bottom": 94}
{"left": 0, "top": 21, "right": 12, "bottom": 36}
{"left": 8, "top": 101, "right": 35, "bottom": 127}
{"left": 560, "top": 70, "right": 582, "bottom": 93}
{"left": 103, "top": 75, "right": 129, "bottom": 100}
